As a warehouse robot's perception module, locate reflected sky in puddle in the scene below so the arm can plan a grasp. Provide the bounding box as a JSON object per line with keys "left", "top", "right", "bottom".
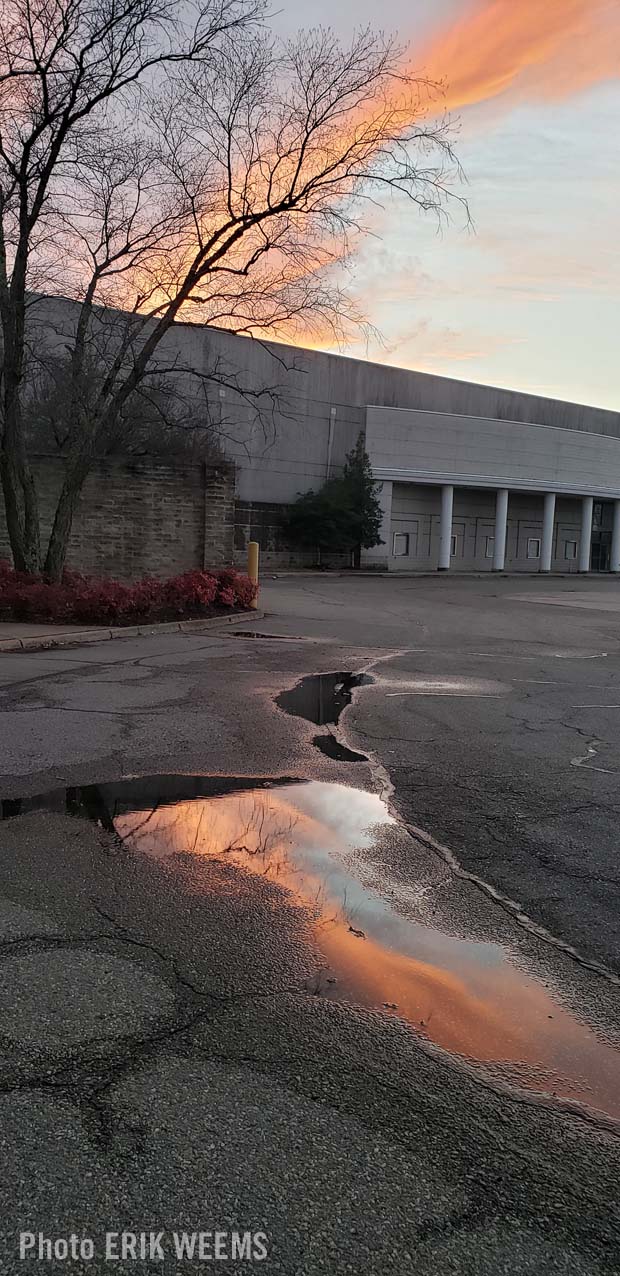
{"left": 112, "top": 779, "right": 620, "bottom": 1125}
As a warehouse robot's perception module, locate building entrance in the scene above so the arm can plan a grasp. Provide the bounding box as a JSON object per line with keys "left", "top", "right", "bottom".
{"left": 591, "top": 501, "right": 613, "bottom": 572}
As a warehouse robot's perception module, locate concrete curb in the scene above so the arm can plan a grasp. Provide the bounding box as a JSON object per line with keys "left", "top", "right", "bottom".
{"left": 268, "top": 570, "right": 611, "bottom": 580}
{"left": 0, "top": 610, "right": 264, "bottom": 654}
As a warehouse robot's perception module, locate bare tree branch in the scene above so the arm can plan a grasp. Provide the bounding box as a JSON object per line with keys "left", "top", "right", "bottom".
{"left": 0, "top": 6, "right": 465, "bottom": 579}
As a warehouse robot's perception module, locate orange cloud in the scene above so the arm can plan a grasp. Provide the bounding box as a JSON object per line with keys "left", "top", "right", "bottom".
{"left": 113, "top": 2, "right": 618, "bottom": 340}
{"left": 420, "top": 0, "right": 619, "bottom": 111}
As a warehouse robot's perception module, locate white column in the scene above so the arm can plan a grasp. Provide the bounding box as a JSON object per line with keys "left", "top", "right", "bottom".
{"left": 579, "top": 496, "right": 594, "bottom": 573}
{"left": 611, "top": 500, "right": 620, "bottom": 574}
{"left": 540, "top": 492, "right": 556, "bottom": 573}
{"left": 438, "top": 484, "right": 454, "bottom": 571}
{"left": 493, "top": 489, "right": 509, "bottom": 571}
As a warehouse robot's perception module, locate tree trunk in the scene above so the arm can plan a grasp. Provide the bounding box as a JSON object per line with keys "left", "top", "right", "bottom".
{"left": 43, "top": 456, "right": 91, "bottom": 582}
{"left": 1, "top": 286, "right": 42, "bottom": 573}
{"left": 0, "top": 416, "right": 42, "bottom": 574}
{"left": 0, "top": 452, "right": 28, "bottom": 571}
{"left": 353, "top": 543, "right": 361, "bottom": 569}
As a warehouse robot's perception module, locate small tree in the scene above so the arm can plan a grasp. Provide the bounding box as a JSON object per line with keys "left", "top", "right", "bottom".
{"left": 285, "top": 433, "right": 383, "bottom": 567}
{"left": 341, "top": 432, "right": 384, "bottom": 568}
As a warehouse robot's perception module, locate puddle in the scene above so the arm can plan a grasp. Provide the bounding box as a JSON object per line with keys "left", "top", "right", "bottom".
{"left": 276, "top": 672, "right": 373, "bottom": 727}
{"left": 1, "top": 776, "right": 301, "bottom": 823}
{"left": 232, "top": 632, "right": 307, "bottom": 641}
{"left": 276, "top": 672, "right": 372, "bottom": 762}
{"left": 7, "top": 774, "right": 620, "bottom": 1125}
{"left": 312, "top": 736, "right": 368, "bottom": 763}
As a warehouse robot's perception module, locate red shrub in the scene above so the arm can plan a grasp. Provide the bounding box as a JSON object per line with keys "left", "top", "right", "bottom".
{"left": 0, "top": 560, "right": 257, "bottom": 626}
{"left": 163, "top": 570, "right": 219, "bottom": 611}
{"left": 214, "top": 568, "right": 258, "bottom": 609}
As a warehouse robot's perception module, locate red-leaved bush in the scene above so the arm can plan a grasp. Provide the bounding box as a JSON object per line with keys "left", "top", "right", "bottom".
{"left": 0, "top": 561, "right": 257, "bottom": 626}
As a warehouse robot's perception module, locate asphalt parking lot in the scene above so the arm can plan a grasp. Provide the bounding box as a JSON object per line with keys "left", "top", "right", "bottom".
{"left": 255, "top": 574, "right": 620, "bottom": 972}
{"left": 1, "top": 572, "right": 620, "bottom": 1274}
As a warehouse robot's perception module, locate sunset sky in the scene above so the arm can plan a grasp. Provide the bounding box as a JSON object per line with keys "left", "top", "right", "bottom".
{"left": 279, "top": 0, "right": 620, "bottom": 410}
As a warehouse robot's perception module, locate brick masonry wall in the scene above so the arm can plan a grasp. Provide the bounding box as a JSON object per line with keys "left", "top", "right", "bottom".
{"left": 0, "top": 456, "right": 235, "bottom": 580}
{"left": 233, "top": 499, "right": 352, "bottom": 570}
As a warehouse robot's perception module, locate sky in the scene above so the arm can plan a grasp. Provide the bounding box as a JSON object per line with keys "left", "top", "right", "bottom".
{"left": 277, "top": 0, "right": 620, "bottom": 410}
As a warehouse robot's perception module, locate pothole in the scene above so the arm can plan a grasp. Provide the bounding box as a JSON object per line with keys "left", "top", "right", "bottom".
{"left": 4, "top": 773, "right": 620, "bottom": 1126}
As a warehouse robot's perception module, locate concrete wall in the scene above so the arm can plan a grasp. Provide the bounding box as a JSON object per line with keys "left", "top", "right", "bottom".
{"left": 26, "top": 298, "right": 620, "bottom": 512}
{"left": 382, "top": 485, "right": 584, "bottom": 573}
{"left": 0, "top": 455, "right": 235, "bottom": 581}
{"left": 365, "top": 408, "right": 620, "bottom": 499}
{"left": 17, "top": 296, "right": 620, "bottom": 574}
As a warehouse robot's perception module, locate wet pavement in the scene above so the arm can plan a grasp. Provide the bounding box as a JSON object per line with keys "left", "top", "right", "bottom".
{"left": 276, "top": 670, "right": 374, "bottom": 726}
{"left": 128, "top": 776, "right": 620, "bottom": 1126}
{"left": 276, "top": 671, "right": 372, "bottom": 761}
{"left": 2, "top": 579, "right": 620, "bottom": 1272}
{"left": 6, "top": 768, "right": 620, "bottom": 1127}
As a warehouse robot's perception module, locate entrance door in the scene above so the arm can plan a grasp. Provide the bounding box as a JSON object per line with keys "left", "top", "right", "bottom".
{"left": 591, "top": 501, "right": 613, "bottom": 572}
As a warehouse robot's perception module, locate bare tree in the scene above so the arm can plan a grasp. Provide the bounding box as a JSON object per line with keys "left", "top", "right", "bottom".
{"left": 0, "top": 2, "right": 464, "bottom": 580}
{"left": 24, "top": 330, "right": 288, "bottom": 463}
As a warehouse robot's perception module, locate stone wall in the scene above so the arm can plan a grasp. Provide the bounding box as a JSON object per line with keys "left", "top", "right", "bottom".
{"left": 0, "top": 456, "right": 235, "bottom": 580}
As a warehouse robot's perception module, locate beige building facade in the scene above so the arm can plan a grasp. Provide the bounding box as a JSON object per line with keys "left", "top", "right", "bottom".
{"left": 363, "top": 407, "right": 620, "bottom": 574}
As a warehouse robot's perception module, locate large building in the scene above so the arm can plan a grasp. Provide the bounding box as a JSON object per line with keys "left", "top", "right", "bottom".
{"left": 363, "top": 405, "right": 620, "bottom": 574}
{"left": 179, "top": 318, "right": 620, "bottom": 575}
{"left": 14, "top": 297, "right": 620, "bottom": 576}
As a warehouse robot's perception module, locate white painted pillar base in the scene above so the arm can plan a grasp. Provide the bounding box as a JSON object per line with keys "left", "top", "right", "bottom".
{"left": 493, "top": 489, "right": 509, "bottom": 571}
{"left": 438, "top": 485, "right": 454, "bottom": 571}
{"left": 611, "top": 500, "right": 620, "bottom": 574}
{"left": 579, "top": 496, "right": 594, "bottom": 573}
{"left": 540, "top": 492, "right": 556, "bottom": 573}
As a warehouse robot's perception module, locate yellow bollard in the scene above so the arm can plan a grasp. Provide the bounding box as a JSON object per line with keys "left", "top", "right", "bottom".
{"left": 247, "top": 540, "right": 260, "bottom": 610}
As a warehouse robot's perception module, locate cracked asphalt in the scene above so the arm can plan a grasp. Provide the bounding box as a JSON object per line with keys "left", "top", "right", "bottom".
{"left": 1, "top": 575, "right": 620, "bottom": 1273}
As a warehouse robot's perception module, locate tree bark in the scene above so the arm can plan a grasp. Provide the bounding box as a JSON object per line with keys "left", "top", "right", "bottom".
{"left": 43, "top": 455, "right": 91, "bottom": 581}
{"left": 1, "top": 386, "right": 42, "bottom": 573}
{"left": 1, "top": 269, "right": 42, "bottom": 572}
{"left": 0, "top": 452, "right": 28, "bottom": 571}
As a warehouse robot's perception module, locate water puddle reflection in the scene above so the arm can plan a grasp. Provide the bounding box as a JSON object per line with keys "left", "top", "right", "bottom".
{"left": 115, "top": 779, "right": 620, "bottom": 1126}
{"left": 276, "top": 672, "right": 372, "bottom": 762}
{"left": 311, "top": 736, "right": 368, "bottom": 763}
{"left": 276, "top": 672, "right": 373, "bottom": 727}
{"left": 4, "top": 775, "right": 620, "bottom": 1124}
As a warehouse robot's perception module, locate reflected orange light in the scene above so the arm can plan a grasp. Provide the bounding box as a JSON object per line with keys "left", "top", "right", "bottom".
{"left": 116, "top": 784, "right": 620, "bottom": 1122}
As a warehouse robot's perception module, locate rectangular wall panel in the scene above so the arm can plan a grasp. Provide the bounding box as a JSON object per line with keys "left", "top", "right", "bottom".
{"left": 367, "top": 408, "right": 620, "bottom": 499}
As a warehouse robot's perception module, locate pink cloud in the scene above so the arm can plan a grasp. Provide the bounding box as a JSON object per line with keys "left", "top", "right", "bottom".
{"left": 419, "top": 0, "right": 620, "bottom": 110}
